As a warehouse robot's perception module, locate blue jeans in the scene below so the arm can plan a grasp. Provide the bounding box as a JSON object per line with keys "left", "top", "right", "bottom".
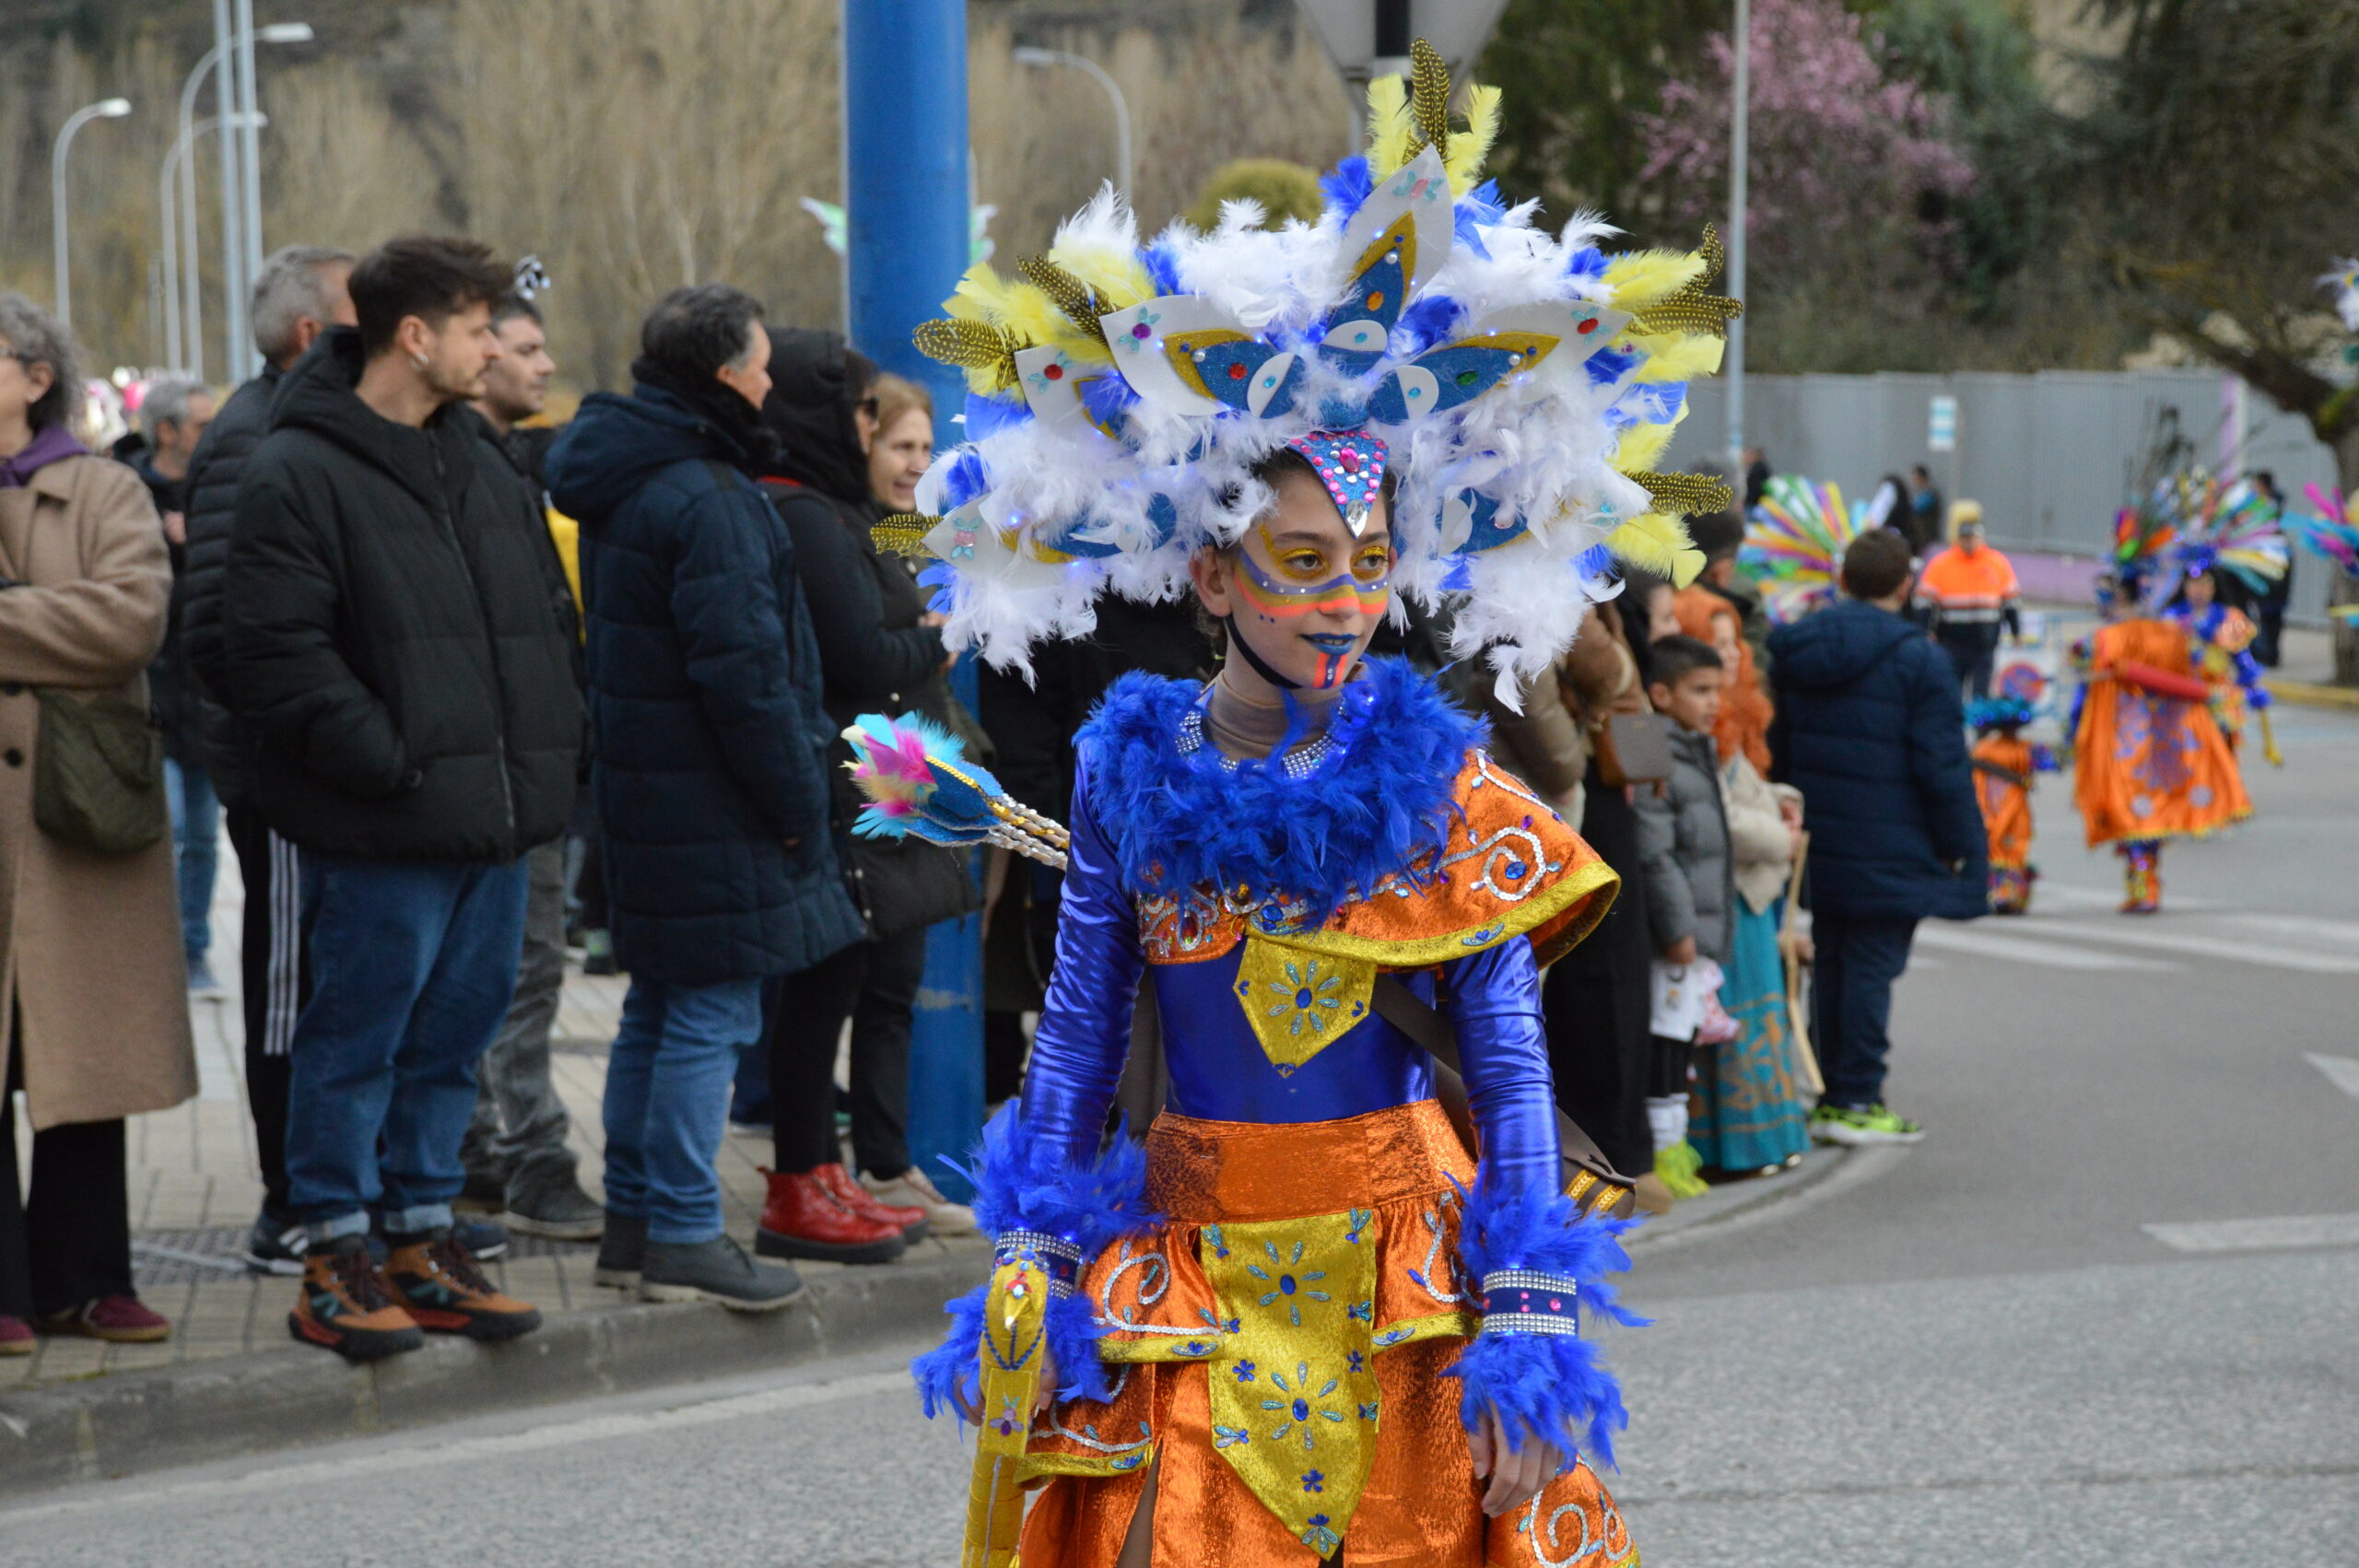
{"left": 285, "top": 856, "right": 531, "bottom": 1243}
{"left": 164, "top": 758, "right": 220, "bottom": 965}
{"left": 604, "top": 977, "right": 763, "bottom": 1245}
{"left": 1810, "top": 910, "right": 1918, "bottom": 1110}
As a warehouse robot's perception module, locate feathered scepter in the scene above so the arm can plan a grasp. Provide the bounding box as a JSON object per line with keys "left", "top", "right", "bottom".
{"left": 1742, "top": 474, "right": 1858, "bottom": 624}
{"left": 841, "top": 714, "right": 1070, "bottom": 870}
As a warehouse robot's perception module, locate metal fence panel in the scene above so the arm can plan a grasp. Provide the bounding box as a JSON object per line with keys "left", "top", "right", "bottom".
{"left": 1669, "top": 370, "right": 2341, "bottom": 621}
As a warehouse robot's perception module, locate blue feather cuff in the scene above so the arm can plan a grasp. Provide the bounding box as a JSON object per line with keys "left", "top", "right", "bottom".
{"left": 1445, "top": 1174, "right": 1642, "bottom": 1467}
{"left": 910, "top": 1102, "right": 1159, "bottom": 1418}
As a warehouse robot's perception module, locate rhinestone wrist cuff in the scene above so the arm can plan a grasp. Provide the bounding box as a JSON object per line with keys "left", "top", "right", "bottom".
{"left": 994, "top": 1230, "right": 1084, "bottom": 1300}
{"left": 1477, "top": 1268, "right": 1581, "bottom": 1337}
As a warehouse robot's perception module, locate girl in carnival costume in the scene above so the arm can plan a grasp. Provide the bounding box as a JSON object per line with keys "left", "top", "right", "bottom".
{"left": 2071, "top": 488, "right": 2252, "bottom": 915}
{"left": 1966, "top": 669, "right": 2060, "bottom": 915}
{"left": 2162, "top": 476, "right": 2285, "bottom": 759}
{"left": 870, "top": 41, "right": 1738, "bottom": 1567}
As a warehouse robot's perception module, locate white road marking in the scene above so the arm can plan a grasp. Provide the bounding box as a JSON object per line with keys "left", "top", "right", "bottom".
{"left": 2142, "top": 1213, "right": 2359, "bottom": 1254}
{"left": 0, "top": 1367, "right": 910, "bottom": 1523}
{"left": 2224, "top": 913, "right": 2359, "bottom": 950}
{"left": 1912, "top": 924, "right": 2175, "bottom": 971}
{"left": 2057, "top": 923, "right": 2359, "bottom": 975}
{"left": 2033, "top": 883, "right": 2217, "bottom": 913}
{"left": 2305, "top": 1053, "right": 2359, "bottom": 1101}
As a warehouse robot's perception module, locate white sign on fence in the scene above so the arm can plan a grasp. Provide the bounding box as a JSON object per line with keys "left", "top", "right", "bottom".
{"left": 1929, "top": 394, "right": 1958, "bottom": 452}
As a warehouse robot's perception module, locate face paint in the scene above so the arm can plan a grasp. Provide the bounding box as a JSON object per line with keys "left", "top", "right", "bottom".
{"left": 1232, "top": 528, "right": 1393, "bottom": 620}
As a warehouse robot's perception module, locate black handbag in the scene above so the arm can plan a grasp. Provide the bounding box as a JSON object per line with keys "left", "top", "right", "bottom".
{"left": 848, "top": 833, "right": 980, "bottom": 941}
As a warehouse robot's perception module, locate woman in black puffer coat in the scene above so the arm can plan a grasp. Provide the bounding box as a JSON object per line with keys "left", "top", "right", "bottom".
{"left": 752, "top": 332, "right": 979, "bottom": 1263}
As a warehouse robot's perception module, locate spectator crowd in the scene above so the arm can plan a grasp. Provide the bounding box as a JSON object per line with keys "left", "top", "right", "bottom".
{"left": 0, "top": 237, "right": 1989, "bottom": 1362}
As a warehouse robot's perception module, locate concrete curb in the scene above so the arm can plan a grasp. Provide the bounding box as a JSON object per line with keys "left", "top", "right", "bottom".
{"left": 1623, "top": 1144, "right": 1860, "bottom": 1253}
{"left": 0, "top": 1246, "right": 983, "bottom": 1499}
{"left": 2264, "top": 678, "right": 2359, "bottom": 712}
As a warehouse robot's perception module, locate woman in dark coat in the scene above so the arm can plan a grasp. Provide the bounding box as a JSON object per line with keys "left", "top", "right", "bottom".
{"left": 1540, "top": 595, "right": 1661, "bottom": 1183}
{"left": 754, "top": 334, "right": 979, "bottom": 1261}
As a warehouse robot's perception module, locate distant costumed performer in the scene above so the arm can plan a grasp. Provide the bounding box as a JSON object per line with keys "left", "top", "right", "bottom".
{"left": 851, "top": 40, "right": 1739, "bottom": 1567}
{"left": 2071, "top": 474, "right": 2266, "bottom": 914}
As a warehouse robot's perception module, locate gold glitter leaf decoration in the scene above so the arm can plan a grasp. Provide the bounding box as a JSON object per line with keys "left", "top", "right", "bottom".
{"left": 1407, "top": 39, "right": 1452, "bottom": 160}
{"left": 873, "top": 514, "right": 939, "bottom": 557}
{"left": 1626, "top": 470, "right": 1736, "bottom": 516}
{"left": 913, "top": 318, "right": 1021, "bottom": 390}
{"left": 1017, "top": 255, "right": 1109, "bottom": 345}
{"left": 1630, "top": 225, "right": 1745, "bottom": 338}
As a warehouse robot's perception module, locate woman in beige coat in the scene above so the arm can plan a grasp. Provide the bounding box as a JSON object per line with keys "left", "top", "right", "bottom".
{"left": 0, "top": 294, "right": 195, "bottom": 1352}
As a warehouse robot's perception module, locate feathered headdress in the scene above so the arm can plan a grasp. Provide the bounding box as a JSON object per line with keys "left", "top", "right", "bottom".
{"left": 2174, "top": 476, "right": 2287, "bottom": 593}
{"left": 881, "top": 39, "right": 1738, "bottom": 707}
{"left": 1740, "top": 474, "right": 1859, "bottom": 623}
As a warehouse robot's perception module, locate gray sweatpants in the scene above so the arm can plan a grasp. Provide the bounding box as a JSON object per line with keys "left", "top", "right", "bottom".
{"left": 464, "top": 838, "right": 577, "bottom": 1188}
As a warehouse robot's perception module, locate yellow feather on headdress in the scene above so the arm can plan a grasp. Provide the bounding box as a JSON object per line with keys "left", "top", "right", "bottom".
{"left": 1443, "top": 83, "right": 1502, "bottom": 193}
{"left": 1365, "top": 73, "right": 1415, "bottom": 180}
{"left": 1604, "top": 513, "right": 1705, "bottom": 587}
{"left": 1625, "top": 333, "right": 1726, "bottom": 382}
{"left": 947, "top": 265, "right": 1070, "bottom": 351}
{"left": 1612, "top": 418, "right": 1678, "bottom": 474}
{"left": 1603, "top": 250, "right": 1708, "bottom": 313}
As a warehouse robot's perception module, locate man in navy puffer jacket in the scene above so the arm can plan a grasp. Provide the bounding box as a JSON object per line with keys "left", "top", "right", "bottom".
{"left": 545, "top": 285, "right": 863, "bottom": 1311}
{"left": 1769, "top": 528, "right": 1986, "bottom": 1146}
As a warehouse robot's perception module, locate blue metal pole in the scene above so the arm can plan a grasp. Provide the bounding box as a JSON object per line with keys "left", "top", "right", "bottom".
{"left": 844, "top": 0, "right": 983, "bottom": 1199}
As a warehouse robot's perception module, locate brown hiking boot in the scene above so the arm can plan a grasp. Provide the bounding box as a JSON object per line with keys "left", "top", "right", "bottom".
{"left": 382, "top": 1229, "right": 544, "bottom": 1341}
{"left": 289, "top": 1236, "right": 426, "bottom": 1362}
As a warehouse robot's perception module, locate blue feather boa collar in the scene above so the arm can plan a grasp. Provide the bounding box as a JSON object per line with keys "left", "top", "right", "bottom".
{"left": 1077, "top": 658, "right": 1482, "bottom": 921}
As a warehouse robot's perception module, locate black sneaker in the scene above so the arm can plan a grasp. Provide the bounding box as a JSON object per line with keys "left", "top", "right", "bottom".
{"left": 241, "top": 1207, "right": 309, "bottom": 1277}
{"left": 641, "top": 1235, "right": 803, "bottom": 1313}
{"left": 595, "top": 1212, "right": 648, "bottom": 1289}
{"left": 455, "top": 1166, "right": 510, "bottom": 1213}
{"left": 503, "top": 1170, "right": 604, "bottom": 1243}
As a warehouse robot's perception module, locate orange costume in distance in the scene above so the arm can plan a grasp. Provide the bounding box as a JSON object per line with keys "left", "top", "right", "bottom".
{"left": 2072, "top": 617, "right": 2250, "bottom": 848}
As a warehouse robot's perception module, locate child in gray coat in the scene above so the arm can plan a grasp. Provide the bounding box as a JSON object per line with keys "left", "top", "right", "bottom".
{"left": 1635, "top": 635, "right": 1736, "bottom": 1197}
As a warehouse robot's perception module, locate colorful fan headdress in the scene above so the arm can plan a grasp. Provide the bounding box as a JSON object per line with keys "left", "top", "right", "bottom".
{"left": 878, "top": 40, "right": 1737, "bottom": 706}
{"left": 1740, "top": 474, "right": 1859, "bottom": 623}
{"left": 2288, "top": 482, "right": 2359, "bottom": 621}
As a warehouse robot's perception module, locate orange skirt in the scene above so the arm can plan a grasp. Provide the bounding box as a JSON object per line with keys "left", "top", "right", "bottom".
{"left": 1015, "top": 1102, "right": 1637, "bottom": 1567}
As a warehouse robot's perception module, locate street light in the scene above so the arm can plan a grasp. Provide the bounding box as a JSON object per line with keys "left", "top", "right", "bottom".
{"left": 160, "top": 112, "right": 267, "bottom": 376}
{"left": 51, "top": 98, "right": 132, "bottom": 331}
{"left": 1726, "top": 0, "right": 1751, "bottom": 481}
{"left": 180, "top": 19, "right": 308, "bottom": 381}
{"left": 1013, "top": 46, "right": 1133, "bottom": 202}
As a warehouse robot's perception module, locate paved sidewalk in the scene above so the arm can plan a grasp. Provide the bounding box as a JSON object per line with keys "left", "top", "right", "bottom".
{"left": 3, "top": 848, "right": 953, "bottom": 1391}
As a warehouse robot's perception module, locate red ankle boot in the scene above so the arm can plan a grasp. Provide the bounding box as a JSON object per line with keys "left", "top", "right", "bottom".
{"left": 814, "top": 1163, "right": 929, "bottom": 1243}
{"left": 757, "top": 1167, "right": 907, "bottom": 1265}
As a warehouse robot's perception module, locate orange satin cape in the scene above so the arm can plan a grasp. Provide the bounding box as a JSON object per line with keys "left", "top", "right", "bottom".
{"left": 1012, "top": 1103, "right": 1637, "bottom": 1568}
{"left": 2073, "top": 617, "right": 2250, "bottom": 848}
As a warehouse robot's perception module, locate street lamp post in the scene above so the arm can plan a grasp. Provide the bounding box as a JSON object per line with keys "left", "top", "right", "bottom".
{"left": 51, "top": 97, "right": 133, "bottom": 331}
{"left": 1013, "top": 46, "right": 1133, "bottom": 201}
{"left": 211, "top": 0, "right": 244, "bottom": 385}
{"left": 161, "top": 112, "right": 267, "bottom": 376}
{"left": 1726, "top": 0, "right": 1750, "bottom": 482}
{"left": 179, "top": 22, "right": 308, "bottom": 384}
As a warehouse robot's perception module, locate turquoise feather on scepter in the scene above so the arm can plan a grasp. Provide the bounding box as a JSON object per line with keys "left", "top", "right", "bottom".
{"left": 840, "top": 714, "right": 1071, "bottom": 870}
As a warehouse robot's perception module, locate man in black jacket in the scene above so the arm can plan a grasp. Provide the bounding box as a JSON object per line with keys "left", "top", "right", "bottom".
{"left": 219, "top": 237, "right": 578, "bottom": 1362}
{"left": 452, "top": 289, "right": 604, "bottom": 1243}
{"left": 178, "top": 243, "right": 354, "bottom": 1276}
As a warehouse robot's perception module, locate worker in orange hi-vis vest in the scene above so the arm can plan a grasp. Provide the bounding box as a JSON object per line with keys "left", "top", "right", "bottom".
{"left": 1914, "top": 501, "right": 2021, "bottom": 701}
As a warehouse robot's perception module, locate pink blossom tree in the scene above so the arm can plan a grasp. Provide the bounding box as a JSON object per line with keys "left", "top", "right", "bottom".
{"left": 1641, "top": 0, "right": 1973, "bottom": 287}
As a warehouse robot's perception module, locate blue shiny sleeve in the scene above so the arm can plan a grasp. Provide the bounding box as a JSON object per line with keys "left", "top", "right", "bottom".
{"left": 1018, "top": 763, "right": 1144, "bottom": 1164}
{"left": 1443, "top": 936, "right": 1561, "bottom": 1198}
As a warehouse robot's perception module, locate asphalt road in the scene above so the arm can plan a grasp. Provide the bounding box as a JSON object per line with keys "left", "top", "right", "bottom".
{"left": 5, "top": 707, "right": 2354, "bottom": 1567}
